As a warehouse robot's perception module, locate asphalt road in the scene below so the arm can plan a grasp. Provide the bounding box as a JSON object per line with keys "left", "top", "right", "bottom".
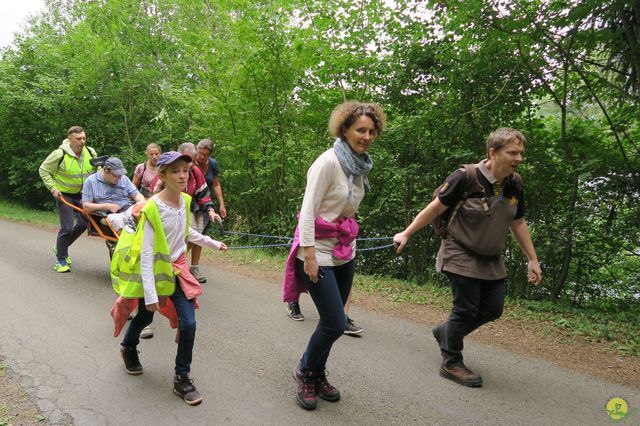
{"left": 0, "top": 219, "right": 637, "bottom": 425}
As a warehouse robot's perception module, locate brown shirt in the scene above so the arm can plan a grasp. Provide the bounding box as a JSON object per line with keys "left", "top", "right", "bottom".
{"left": 435, "top": 160, "right": 524, "bottom": 280}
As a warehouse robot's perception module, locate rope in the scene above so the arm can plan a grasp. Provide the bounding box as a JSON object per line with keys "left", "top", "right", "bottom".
{"left": 227, "top": 243, "right": 292, "bottom": 250}
{"left": 224, "top": 230, "right": 293, "bottom": 241}
{"left": 356, "top": 243, "right": 396, "bottom": 252}
{"left": 218, "top": 227, "right": 395, "bottom": 252}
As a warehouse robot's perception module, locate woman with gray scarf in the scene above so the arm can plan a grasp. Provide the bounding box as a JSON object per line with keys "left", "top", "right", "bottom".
{"left": 288, "top": 101, "right": 385, "bottom": 410}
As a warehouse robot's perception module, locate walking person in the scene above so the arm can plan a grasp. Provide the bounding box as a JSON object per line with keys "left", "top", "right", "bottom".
{"left": 38, "top": 126, "right": 97, "bottom": 272}
{"left": 177, "top": 142, "right": 221, "bottom": 283}
{"left": 132, "top": 143, "right": 161, "bottom": 198}
{"left": 284, "top": 101, "right": 385, "bottom": 410}
{"left": 393, "top": 127, "right": 542, "bottom": 387}
{"left": 195, "top": 138, "right": 227, "bottom": 219}
{"left": 111, "top": 151, "right": 227, "bottom": 405}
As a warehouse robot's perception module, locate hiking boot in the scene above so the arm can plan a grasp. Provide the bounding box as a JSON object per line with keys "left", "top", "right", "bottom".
{"left": 432, "top": 324, "right": 443, "bottom": 347}
{"left": 344, "top": 317, "right": 363, "bottom": 336}
{"left": 315, "top": 370, "right": 340, "bottom": 402}
{"left": 293, "top": 367, "right": 317, "bottom": 410}
{"left": 173, "top": 374, "right": 203, "bottom": 405}
{"left": 189, "top": 265, "right": 207, "bottom": 283}
{"left": 439, "top": 363, "right": 483, "bottom": 387}
{"left": 53, "top": 260, "right": 70, "bottom": 273}
{"left": 120, "top": 346, "right": 143, "bottom": 375}
{"left": 140, "top": 325, "right": 154, "bottom": 339}
{"left": 52, "top": 246, "right": 72, "bottom": 266}
{"left": 287, "top": 302, "right": 305, "bottom": 321}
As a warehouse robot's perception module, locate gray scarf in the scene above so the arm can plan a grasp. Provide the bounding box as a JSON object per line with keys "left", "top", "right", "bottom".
{"left": 333, "top": 138, "right": 373, "bottom": 202}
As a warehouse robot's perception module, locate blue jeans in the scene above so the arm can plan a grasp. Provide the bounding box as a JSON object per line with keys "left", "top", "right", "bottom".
{"left": 296, "top": 258, "right": 355, "bottom": 372}
{"left": 122, "top": 283, "right": 197, "bottom": 375}
{"left": 55, "top": 193, "right": 87, "bottom": 260}
{"left": 439, "top": 272, "right": 506, "bottom": 367}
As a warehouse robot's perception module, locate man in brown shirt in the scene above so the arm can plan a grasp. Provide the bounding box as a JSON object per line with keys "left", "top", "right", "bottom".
{"left": 393, "top": 127, "right": 542, "bottom": 387}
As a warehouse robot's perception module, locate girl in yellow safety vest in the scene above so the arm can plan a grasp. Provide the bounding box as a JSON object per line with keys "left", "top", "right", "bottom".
{"left": 118, "top": 151, "right": 227, "bottom": 406}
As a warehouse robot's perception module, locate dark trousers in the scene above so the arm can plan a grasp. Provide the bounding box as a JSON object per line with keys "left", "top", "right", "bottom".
{"left": 122, "top": 284, "right": 197, "bottom": 375}
{"left": 55, "top": 193, "right": 87, "bottom": 260}
{"left": 438, "top": 272, "right": 506, "bottom": 367}
{"left": 296, "top": 258, "right": 355, "bottom": 372}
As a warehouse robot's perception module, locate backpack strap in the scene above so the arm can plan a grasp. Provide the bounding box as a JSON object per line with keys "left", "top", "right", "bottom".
{"left": 56, "top": 146, "right": 97, "bottom": 170}
{"left": 136, "top": 161, "right": 147, "bottom": 190}
{"left": 447, "top": 164, "right": 490, "bottom": 230}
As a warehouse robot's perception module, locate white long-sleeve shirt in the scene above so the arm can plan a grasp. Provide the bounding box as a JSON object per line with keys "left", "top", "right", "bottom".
{"left": 141, "top": 196, "right": 222, "bottom": 305}
{"left": 296, "top": 148, "right": 364, "bottom": 266}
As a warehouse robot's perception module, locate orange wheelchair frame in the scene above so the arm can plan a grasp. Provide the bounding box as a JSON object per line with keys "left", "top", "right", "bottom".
{"left": 58, "top": 195, "right": 119, "bottom": 258}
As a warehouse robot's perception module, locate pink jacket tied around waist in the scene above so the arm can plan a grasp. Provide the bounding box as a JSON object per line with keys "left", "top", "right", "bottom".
{"left": 110, "top": 253, "right": 201, "bottom": 341}
{"left": 282, "top": 216, "right": 359, "bottom": 302}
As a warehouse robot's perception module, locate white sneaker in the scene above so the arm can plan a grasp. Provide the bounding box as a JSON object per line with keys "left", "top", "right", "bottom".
{"left": 140, "top": 325, "right": 154, "bottom": 339}
{"left": 189, "top": 265, "right": 207, "bottom": 283}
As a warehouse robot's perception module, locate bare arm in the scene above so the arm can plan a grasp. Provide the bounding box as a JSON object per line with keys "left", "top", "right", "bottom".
{"left": 510, "top": 218, "right": 542, "bottom": 285}
{"left": 393, "top": 198, "right": 449, "bottom": 253}
{"left": 211, "top": 176, "right": 226, "bottom": 218}
{"left": 133, "top": 192, "right": 145, "bottom": 203}
{"left": 132, "top": 173, "right": 141, "bottom": 188}
{"left": 82, "top": 201, "right": 121, "bottom": 214}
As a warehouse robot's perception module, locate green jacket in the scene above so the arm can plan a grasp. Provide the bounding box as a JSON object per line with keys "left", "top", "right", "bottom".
{"left": 38, "top": 139, "right": 97, "bottom": 194}
{"left": 111, "top": 194, "right": 192, "bottom": 299}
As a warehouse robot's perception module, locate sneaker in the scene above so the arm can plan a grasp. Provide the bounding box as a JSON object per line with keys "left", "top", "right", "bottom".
{"left": 120, "top": 346, "right": 143, "bottom": 375}
{"left": 189, "top": 265, "right": 207, "bottom": 284}
{"left": 53, "top": 260, "right": 70, "bottom": 273}
{"left": 293, "top": 367, "right": 317, "bottom": 410}
{"left": 344, "top": 317, "right": 363, "bottom": 336}
{"left": 315, "top": 370, "right": 340, "bottom": 402}
{"left": 439, "top": 363, "right": 483, "bottom": 387}
{"left": 173, "top": 374, "right": 203, "bottom": 405}
{"left": 287, "top": 302, "right": 305, "bottom": 321}
{"left": 52, "top": 246, "right": 71, "bottom": 266}
{"left": 140, "top": 325, "right": 154, "bottom": 339}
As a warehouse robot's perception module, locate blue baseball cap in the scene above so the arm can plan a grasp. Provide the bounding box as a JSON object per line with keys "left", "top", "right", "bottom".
{"left": 156, "top": 151, "right": 192, "bottom": 167}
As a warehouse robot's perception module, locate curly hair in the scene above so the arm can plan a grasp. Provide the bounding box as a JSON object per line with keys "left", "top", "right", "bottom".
{"left": 328, "top": 101, "right": 386, "bottom": 140}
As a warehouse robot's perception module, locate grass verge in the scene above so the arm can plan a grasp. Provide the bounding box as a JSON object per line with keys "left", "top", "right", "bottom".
{"left": 216, "top": 247, "right": 639, "bottom": 357}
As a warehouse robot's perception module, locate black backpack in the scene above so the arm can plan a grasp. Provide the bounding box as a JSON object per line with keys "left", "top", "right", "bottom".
{"left": 431, "top": 164, "right": 486, "bottom": 238}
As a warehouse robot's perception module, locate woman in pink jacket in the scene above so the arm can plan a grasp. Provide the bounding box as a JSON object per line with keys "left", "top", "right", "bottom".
{"left": 285, "top": 101, "right": 385, "bottom": 410}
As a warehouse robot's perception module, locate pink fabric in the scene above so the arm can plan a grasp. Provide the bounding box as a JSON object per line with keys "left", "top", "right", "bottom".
{"left": 110, "top": 253, "right": 201, "bottom": 340}
{"left": 282, "top": 216, "right": 359, "bottom": 302}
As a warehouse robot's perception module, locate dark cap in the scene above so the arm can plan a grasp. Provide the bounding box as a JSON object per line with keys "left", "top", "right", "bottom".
{"left": 104, "top": 157, "right": 127, "bottom": 176}
{"left": 156, "top": 151, "right": 192, "bottom": 167}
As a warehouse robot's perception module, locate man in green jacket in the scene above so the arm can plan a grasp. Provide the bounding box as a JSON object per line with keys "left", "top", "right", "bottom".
{"left": 39, "top": 126, "right": 97, "bottom": 272}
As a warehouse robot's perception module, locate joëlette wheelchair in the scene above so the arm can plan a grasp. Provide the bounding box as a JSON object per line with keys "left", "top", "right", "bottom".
{"left": 58, "top": 155, "right": 119, "bottom": 259}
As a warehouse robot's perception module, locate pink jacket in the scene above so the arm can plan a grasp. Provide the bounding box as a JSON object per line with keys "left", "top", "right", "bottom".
{"left": 282, "top": 216, "right": 358, "bottom": 302}
{"left": 110, "top": 253, "right": 201, "bottom": 342}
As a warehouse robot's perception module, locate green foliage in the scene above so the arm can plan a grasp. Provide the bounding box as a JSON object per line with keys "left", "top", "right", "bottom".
{"left": 0, "top": 0, "right": 638, "bottom": 311}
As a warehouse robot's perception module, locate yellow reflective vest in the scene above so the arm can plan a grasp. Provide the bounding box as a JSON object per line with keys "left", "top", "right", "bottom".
{"left": 53, "top": 146, "right": 96, "bottom": 194}
{"left": 111, "top": 194, "right": 192, "bottom": 299}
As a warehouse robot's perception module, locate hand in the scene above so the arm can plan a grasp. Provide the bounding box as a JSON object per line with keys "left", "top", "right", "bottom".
{"left": 145, "top": 302, "right": 160, "bottom": 312}
{"left": 208, "top": 210, "right": 221, "bottom": 223}
{"left": 219, "top": 205, "right": 227, "bottom": 219}
{"left": 52, "top": 189, "right": 61, "bottom": 199}
{"left": 527, "top": 260, "right": 542, "bottom": 286}
{"left": 218, "top": 242, "right": 228, "bottom": 251}
{"left": 304, "top": 257, "right": 320, "bottom": 284}
{"left": 393, "top": 232, "right": 410, "bottom": 253}
{"left": 107, "top": 203, "right": 121, "bottom": 213}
